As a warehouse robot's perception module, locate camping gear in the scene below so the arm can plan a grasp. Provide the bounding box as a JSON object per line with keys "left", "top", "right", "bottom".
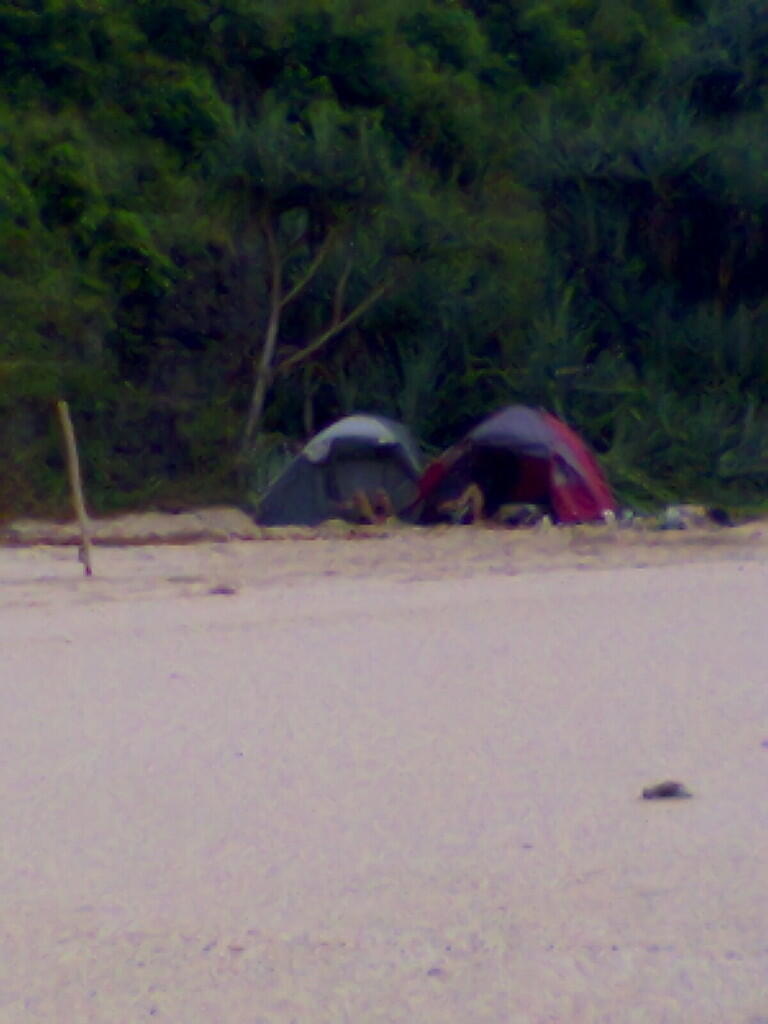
{"left": 416, "top": 405, "right": 616, "bottom": 525}
{"left": 253, "top": 414, "right": 423, "bottom": 526}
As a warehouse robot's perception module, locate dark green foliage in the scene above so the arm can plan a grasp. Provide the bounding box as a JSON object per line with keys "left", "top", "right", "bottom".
{"left": 2, "top": 0, "right": 768, "bottom": 518}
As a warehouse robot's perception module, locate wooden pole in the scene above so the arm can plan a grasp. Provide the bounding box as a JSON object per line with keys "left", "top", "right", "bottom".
{"left": 56, "top": 400, "right": 94, "bottom": 577}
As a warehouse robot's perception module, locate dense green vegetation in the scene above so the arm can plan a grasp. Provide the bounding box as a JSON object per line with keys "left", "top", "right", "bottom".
{"left": 3, "top": 0, "right": 768, "bottom": 516}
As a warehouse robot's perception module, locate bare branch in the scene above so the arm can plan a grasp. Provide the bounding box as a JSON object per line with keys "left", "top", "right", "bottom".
{"left": 332, "top": 260, "right": 353, "bottom": 324}
{"left": 280, "top": 228, "right": 337, "bottom": 309}
{"left": 258, "top": 213, "right": 283, "bottom": 376}
{"left": 241, "top": 213, "right": 284, "bottom": 451}
{"left": 277, "top": 277, "right": 394, "bottom": 377}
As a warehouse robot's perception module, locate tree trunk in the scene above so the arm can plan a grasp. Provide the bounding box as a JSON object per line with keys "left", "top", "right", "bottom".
{"left": 240, "top": 219, "right": 393, "bottom": 456}
{"left": 241, "top": 215, "right": 282, "bottom": 454}
{"left": 240, "top": 221, "right": 339, "bottom": 455}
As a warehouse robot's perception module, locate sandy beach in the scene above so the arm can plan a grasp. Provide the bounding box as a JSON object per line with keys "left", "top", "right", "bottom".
{"left": 2, "top": 516, "right": 768, "bottom": 1022}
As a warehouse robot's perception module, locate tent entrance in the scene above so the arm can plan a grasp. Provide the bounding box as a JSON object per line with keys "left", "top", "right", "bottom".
{"left": 469, "top": 447, "right": 551, "bottom": 516}
{"left": 326, "top": 449, "right": 405, "bottom": 504}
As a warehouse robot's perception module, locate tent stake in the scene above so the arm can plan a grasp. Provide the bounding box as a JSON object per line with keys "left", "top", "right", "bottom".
{"left": 56, "top": 400, "right": 94, "bottom": 577}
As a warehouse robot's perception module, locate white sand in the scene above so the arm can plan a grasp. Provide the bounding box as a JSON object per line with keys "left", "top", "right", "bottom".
{"left": 1, "top": 529, "right": 768, "bottom": 1022}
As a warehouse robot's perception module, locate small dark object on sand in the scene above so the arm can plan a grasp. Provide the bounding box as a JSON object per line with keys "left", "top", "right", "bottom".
{"left": 208, "top": 584, "right": 238, "bottom": 596}
{"left": 707, "top": 506, "right": 733, "bottom": 527}
{"left": 642, "top": 780, "right": 692, "bottom": 800}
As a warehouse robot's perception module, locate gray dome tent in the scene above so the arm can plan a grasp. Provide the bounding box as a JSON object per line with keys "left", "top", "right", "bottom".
{"left": 253, "top": 414, "right": 423, "bottom": 526}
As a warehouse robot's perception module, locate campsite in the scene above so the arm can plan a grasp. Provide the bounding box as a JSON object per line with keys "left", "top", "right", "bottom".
{"left": 3, "top": 407, "right": 768, "bottom": 1023}
{"left": 4, "top": 1, "right": 768, "bottom": 1021}
{"left": 250, "top": 405, "right": 618, "bottom": 530}
{"left": 3, "top": 392, "right": 767, "bottom": 1021}
{"left": 2, "top": 401, "right": 767, "bottom": 1021}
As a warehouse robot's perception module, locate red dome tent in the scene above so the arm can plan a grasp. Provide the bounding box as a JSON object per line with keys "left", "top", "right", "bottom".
{"left": 416, "top": 405, "right": 616, "bottom": 525}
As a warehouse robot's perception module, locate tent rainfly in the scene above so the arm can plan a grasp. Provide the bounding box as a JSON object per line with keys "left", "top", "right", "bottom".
{"left": 416, "top": 405, "right": 616, "bottom": 524}
{"left": 254, "top": 414, "right": 423, "bottom": 526}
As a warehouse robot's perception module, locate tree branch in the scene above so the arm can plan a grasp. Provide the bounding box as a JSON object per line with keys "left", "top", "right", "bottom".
{"left": 280, "top": 228, "right": 337, "bottom": 309}
{"left": 276, "top": 277, "right": 394, "bottom": 377}
{"left": 332, "top": 260, "right": 352, "bottom": 324}
{"left": 241, "top": 212, "right": 284, "bottom": 451}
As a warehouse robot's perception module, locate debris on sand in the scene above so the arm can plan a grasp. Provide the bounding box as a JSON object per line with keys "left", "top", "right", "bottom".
{"left": 642, "top": 780, "right": 693, "bottom": 800}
